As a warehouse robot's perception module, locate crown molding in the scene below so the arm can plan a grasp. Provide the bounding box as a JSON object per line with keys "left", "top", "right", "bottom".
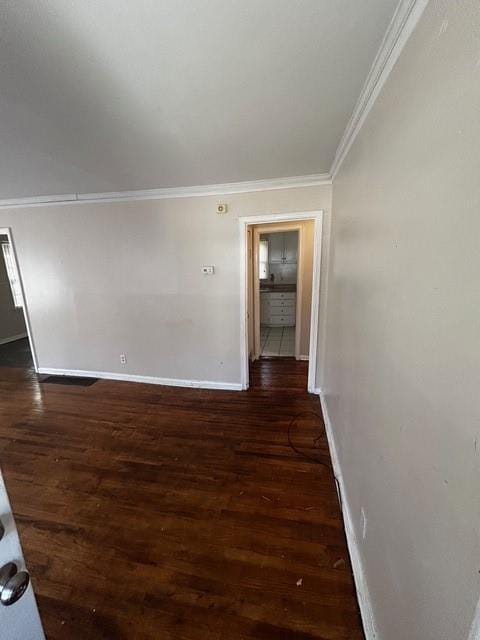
{"left": 0, "top": 2, "right": 428, "bottom": 207}
{"left": 0, "top": 173, "right": 331, "bottom": 210}
{"left": 0, "top": 193, "right": 79, "bottom": 208}
{"left": 330, "top": 0, "right": 429, "bottom": 180}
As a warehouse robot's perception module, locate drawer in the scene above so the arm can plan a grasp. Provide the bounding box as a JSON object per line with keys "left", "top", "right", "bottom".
{"left": 270, "top": 299, "right": 295, "bottom": 308}
{"left": 270, "top": 316, "right": 295, "bottom": 324}
{"left": 271, "top": 307, "right": 296, "bottom": 316}
{"left": 269, "top": 292, "right": 296, "bottom": 300}
{"left": 269, "top": 316, "right": 296, "bottom": 326}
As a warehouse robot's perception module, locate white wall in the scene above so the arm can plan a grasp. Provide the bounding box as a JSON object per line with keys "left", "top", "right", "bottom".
{"left": 0, "top": 185, "right": 330, "bottom": 385}
{"left": 0, "top": 235, "right": 26, "bottom": 342}
{"left": 322, "top": 1, "right": 480, "bottom": 638}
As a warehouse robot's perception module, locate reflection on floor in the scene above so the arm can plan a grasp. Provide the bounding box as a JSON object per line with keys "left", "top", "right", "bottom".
{"left": 260, "top": 326, "right": 295, "bottom": 356}
{"left": 0, "top": 337, "right": 33, "bottom": 369}
{"left": 0, "top": 358, "right": 364, "bottom": 639}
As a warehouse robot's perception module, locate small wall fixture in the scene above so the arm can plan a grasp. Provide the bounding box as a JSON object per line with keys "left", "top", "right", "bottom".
{"left": 201, "top": 266, "right": 215, "bottom": 275}
{"left": 216, "top": 203, "right": 228, "bottom": 214}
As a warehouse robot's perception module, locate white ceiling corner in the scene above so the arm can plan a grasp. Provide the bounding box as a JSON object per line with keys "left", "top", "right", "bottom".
{"left": 0, "top": 0, "right": 400, "bottom": 202}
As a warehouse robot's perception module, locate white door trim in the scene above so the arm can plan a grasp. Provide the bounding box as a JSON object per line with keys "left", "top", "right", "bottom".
{"left": 0, "top": 227, "right": 39, "bottom": 372}
{"left": 239, "top": 211, "right": 323, "bottom": 392}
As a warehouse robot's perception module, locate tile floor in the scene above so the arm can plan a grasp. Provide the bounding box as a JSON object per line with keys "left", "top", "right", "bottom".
{"left": 260, "top": 325, "right": 295, "bottom": 356}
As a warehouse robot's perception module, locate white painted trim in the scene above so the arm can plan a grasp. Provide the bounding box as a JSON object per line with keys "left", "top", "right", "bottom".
{"left": 307, "top": 214, "right": 323, "bottom": 392}
{"left": 239, "top": 211, "right": 323, "bottom": 393}
{"left": 296, "top": 355, "right": 309, "bottom": 361}
{"left": 319, "top": 392, "right": 377, "bottom": 639}
{"left": 295, "top": 228, "right": 303, "bottom": 360}
{"left": 0, "top": 174, "right": 331, "bottom": 210}
{"left": 330, "top": 0, "right": 429, "bottom": 179}
{"left": 240, "top": 211, "right": 321, "bottom": 225}
{"left": 0, "top": 228, "right": 39, "bottom": 372}
{"left": 239, "top": 221, "right": 249, "bottom": 390}
{"left": 0, "top": 194, "right": 78, "bottom": 208}
{"left": 38, "top": 368, "right": 243, "bottom": 391}
{"left": 316, "top": 209, "right": 332, "bottom": 393}
{"left": 0, "top": 333, "right": 28, "bottom": 346}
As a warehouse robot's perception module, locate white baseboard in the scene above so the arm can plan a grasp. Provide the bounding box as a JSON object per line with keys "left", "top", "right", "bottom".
{"left": 0, "top": 333, "right": 28, "bottom": 346}
{"left": 296, "top": 355, "right": 309, "bottom": 361}
{"left": 37, "top": 367, "right": 243, "bottom": 391}
{"left": 319, "top": 391, "right": 378, "bottom": 640}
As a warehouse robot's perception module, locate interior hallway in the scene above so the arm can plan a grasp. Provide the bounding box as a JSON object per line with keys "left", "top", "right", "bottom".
{"left": 0, "top": 359, "right": 363, "bottom": 640}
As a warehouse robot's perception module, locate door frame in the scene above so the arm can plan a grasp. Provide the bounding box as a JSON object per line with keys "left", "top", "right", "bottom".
{"left": 0, "top": 227, "right": 39, "bottom": 371}
{"left": 251, "top": 223, "right": 303, "bottom": 360}
{"left": 239, "top": 210, "right": 323, "bottom": 392}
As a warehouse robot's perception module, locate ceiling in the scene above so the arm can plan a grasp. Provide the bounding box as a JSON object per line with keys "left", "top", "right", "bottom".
{"left": 0, "top": 0, "right": 399, "bottom": 199}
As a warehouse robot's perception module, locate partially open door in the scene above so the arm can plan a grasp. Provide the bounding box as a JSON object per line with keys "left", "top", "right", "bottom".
{"left": 0, "top": 468, "right": 44, "bottom": 639}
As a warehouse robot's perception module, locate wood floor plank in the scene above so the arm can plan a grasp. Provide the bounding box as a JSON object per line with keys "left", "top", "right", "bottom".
{"left": 0, "top": 352, "right": 364, "bottom": 639}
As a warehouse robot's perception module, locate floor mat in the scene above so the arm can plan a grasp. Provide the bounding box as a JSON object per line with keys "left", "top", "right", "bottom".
{"left": 39, "top": 375, "right": 98, "bottom": 387}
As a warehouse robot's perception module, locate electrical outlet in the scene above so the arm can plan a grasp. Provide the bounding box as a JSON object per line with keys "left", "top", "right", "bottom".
{"left": 120, "top": 354, "right": 127, "bottom": 365}
{"left": 361, "top": 508, "right": 367, "bottom": 540}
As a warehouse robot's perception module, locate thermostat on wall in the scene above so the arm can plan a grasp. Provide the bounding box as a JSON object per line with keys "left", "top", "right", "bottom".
{"left": 201, "top": 266, "right": 215, "bottom": 275}
{"left": 216, "top": 203, "right": 228, "bottom": 214}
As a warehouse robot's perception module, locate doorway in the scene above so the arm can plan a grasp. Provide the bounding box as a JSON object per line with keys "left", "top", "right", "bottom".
{"left": 259, "top": 230, "right": 298, "bottom": 357}
{"left": 0, "top": 228, "right": 38, "bottom": 371}
{"left": 239, "top": 211, "right": 323, "bottom": 392}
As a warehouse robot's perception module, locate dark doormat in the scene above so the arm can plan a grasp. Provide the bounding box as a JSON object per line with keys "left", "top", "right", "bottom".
{"left": 39, "top": 375, "right": 98, "bottom": 387}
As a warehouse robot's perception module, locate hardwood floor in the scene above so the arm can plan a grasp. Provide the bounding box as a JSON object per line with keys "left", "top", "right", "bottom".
{"left": 0, "top": 359, "right": 364, "bottom": 639}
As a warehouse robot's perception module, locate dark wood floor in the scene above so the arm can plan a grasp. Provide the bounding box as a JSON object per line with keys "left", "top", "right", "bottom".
{"left": 0, "top": 357, "right": 363, "bottom": 639}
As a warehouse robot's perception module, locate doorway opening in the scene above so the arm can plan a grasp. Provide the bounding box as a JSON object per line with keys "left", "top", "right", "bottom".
{"left": 239, "top": 211, "right": 323, "bottom": 393}
{"left": 259, "top": 229, "right": 298, "bottom": 357}
{"left": 0, "top": 228, "right": 37, "bottom": 371}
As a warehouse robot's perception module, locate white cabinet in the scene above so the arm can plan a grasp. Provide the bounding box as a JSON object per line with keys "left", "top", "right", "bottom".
{"left": 266, "top": 232, "right": 297, "bottom": 264}
{"left": 268, "top": 233, "right": 285, "bottom": 264}
{"left": 283, "top": 232, "right": 298, "bottom": 264}
{"left": 261, "top": 291, "right": 296, "bottom": 327}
